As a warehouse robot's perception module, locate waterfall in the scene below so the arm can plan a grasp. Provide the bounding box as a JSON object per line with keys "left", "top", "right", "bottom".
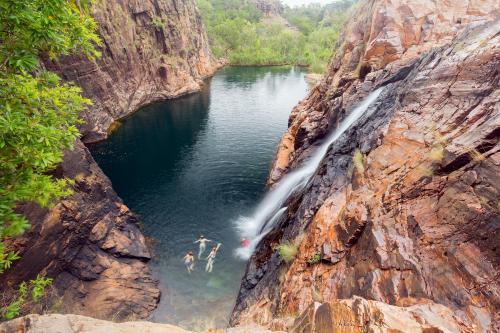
{"left": 234, "top": 88, "right": 383, "bottom": 260}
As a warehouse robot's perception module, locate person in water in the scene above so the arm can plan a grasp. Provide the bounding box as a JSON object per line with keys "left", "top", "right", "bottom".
{"left": 205, "top": 243, "right": 221, "bottom": 273}
{"left": 241, "top": 237, "right": 249, "bottom": 248}
{"left": 194, "top": 235, "right": 212, "bottom": 259}
{"left": 183, "top": 251, "right": 194, "bottom": 273}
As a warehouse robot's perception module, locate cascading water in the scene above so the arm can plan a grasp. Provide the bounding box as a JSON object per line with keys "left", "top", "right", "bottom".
{"left": 235, "top": 88, "right": 383, "bottom": 259}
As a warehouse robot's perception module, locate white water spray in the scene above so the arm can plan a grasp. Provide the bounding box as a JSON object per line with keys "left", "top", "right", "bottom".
{"left": 234, "top": 88, "right": 383, "bottom": 259}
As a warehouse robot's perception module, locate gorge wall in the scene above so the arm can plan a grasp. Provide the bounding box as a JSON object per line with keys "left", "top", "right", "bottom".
{"left": 232, "top": 0, "right": 499, "bottom": 332}
{"left": 45, "top": 0, "right": 220, "bottom": 143}
{"left": 1, "top": 0, "right": 218, "bottom": 321}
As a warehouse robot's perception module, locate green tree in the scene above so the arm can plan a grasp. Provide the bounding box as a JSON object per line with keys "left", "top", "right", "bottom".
{"left": 0, "top": 0, "right": 100, "bottom": 319}
{"left": 197, "top": 0, "right": 355, "bottom": 72}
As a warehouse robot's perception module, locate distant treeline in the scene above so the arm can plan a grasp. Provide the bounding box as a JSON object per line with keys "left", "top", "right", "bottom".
{"left": 197, "top": 0, "right": 357, "bottom": 73}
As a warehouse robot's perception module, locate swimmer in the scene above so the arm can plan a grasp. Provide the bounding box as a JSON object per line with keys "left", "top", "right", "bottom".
{"left": 205, "top": 243, "right": 221, "bottom": 273}
{"left": 194, "top": 235, "right": 212, "bottom": 259}
{"left": 183, "top": 251, "right": 194, "bottom": 273}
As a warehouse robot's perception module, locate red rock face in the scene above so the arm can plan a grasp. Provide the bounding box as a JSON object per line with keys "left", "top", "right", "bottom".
{"left": 231, "top": 1, "right": 499, "bottom": 331}
{"left": 2, "top": 142, "right": 160, "bottom": 320}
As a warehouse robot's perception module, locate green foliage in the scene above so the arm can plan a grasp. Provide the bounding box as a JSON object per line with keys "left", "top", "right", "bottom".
{"left": 353, "top": 149, "right": 365, "bottom": 174}
{"left": 197, "top": 0, "right": 356, "bottom": 73}
{"left": 0, "top": 0, "right": 101, "bottom": 73}
{"left": 306, "top": 251, "right": 321, "bottom": 265}
{"left": 151, "top": 16, "right": 165, "bottom": 29}
{"left": 1, "top": 275, "right": 52, "bottom": 320}
{"left": 0, "top": 0, "right": 100, "bottom": 319}
{"left": 0, "top": 69, "right": 91, "bottom": 274}
{"left": 275, "top": 241, "right": 298, "bottom": 263}
{"left": 30, "top": 275, "right": 53, "bottom": 302}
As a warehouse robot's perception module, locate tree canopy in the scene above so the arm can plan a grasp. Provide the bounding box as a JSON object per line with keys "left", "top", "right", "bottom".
{"left": 198, "top": 0, "right": 356, "bottom": 73}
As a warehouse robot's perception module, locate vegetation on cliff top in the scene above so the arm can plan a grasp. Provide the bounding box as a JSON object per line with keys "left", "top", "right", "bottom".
{"left": 0, "top": 0, "right": 100, "bottom": 319}
{"left": 197, "top": 0, "right": 356, "bottom": 73}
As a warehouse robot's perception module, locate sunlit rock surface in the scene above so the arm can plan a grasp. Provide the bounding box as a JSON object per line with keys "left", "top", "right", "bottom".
{"left": 291, "top": 298, "right": 472, "bottom": 333}
{"left": 0, "top": 314, "right": 192, "bottom": 333}
{"left": 0, "top": 314, "right": 284, "bottom": 333}
{"left": 232, "top": 0, "right": 499, "bottom": 331}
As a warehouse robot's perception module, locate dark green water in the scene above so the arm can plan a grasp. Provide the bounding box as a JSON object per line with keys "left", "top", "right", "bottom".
{"left": 89, "top": 66, "right": 308, "bottom": 330}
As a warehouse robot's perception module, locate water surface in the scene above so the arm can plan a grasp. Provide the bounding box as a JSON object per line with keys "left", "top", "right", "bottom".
{"left": 89, "top": 66, "right": 308, "bottom": 330}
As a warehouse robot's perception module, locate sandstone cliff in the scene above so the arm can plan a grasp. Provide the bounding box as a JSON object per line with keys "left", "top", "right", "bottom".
{"left": 232, "top": 1, "right": 499, "bottom": 332}
{"left": 2, "top": 0, "right": 219, "bottom": 321}
{"left": 45, "top": 0, "right": 220, "bottom": 143}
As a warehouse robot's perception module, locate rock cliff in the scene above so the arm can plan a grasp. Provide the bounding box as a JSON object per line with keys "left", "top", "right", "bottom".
{"left": 232, "top": 0, "right": 499, "bottom": 332}
{"left": 45, "top": 0, "right": 220, "bottom": 143}
{"left": 250, "top": 0, "right": 284, "bottom": 17}
{"left": 2, "top": 0, "right": 218, "bottom": 321}
{"left": 2, "top": 142, "right": 159, "bottom": 320}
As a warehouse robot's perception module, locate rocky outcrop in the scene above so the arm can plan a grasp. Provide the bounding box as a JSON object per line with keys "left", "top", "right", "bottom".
{"left": 0, "top": 314, "right": 192, "bottom": 333}
{"left": 2, "top": 0, "right": 219, "bottom": 321}
{"left": 291, "top": 297, "right": 472, "bottom": 333}
{"left": 2, "top": 141, "right": 159, "bottom": 320}
{"left": 232, "top": 1, "right": 499, "bottom": 332}
{"left": 45, "top": 0, "right": 220, "bottom": 143}
{"left": 0, "top": 314, "right": 284, "bottom": 333}
{"left": 250, "top": 0, "right": 284, "bottom": 17}
{"left": 269, "top": 0, "right": 500, "bottom": 184}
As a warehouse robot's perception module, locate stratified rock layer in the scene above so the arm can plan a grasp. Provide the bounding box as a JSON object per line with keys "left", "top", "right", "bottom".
{"left": 232, "top": 1, "right": 499, "bottom": 332}
{"left": 45, "top": 0, "right": 220, "bottom": 143}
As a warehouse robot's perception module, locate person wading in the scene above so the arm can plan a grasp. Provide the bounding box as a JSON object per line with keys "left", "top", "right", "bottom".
{"left": 183, "top": 251, "right": 195, "bottom": 273}
{"left": 194, "top": 235, "right": 212, "bottom": 259}
{"left": 205, "top": 243, "right": 221, "bottom": 273}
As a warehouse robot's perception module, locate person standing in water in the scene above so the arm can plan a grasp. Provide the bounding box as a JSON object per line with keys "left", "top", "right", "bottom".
{"left": 205, "top": 243, "right": 221, "bottom": 273}
{"left": 183, "top": 251, "right": 194, "bottom": 273}
{"left": 194, "top": 235, "right": 212, "bottom": 259}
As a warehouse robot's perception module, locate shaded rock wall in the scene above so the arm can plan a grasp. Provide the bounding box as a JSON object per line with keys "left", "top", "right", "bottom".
{"left": 232, "top": 0, "right": 499, "bottom": 332}
{"left": 2, "top": 142, "right": 160, "bottom": 320}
